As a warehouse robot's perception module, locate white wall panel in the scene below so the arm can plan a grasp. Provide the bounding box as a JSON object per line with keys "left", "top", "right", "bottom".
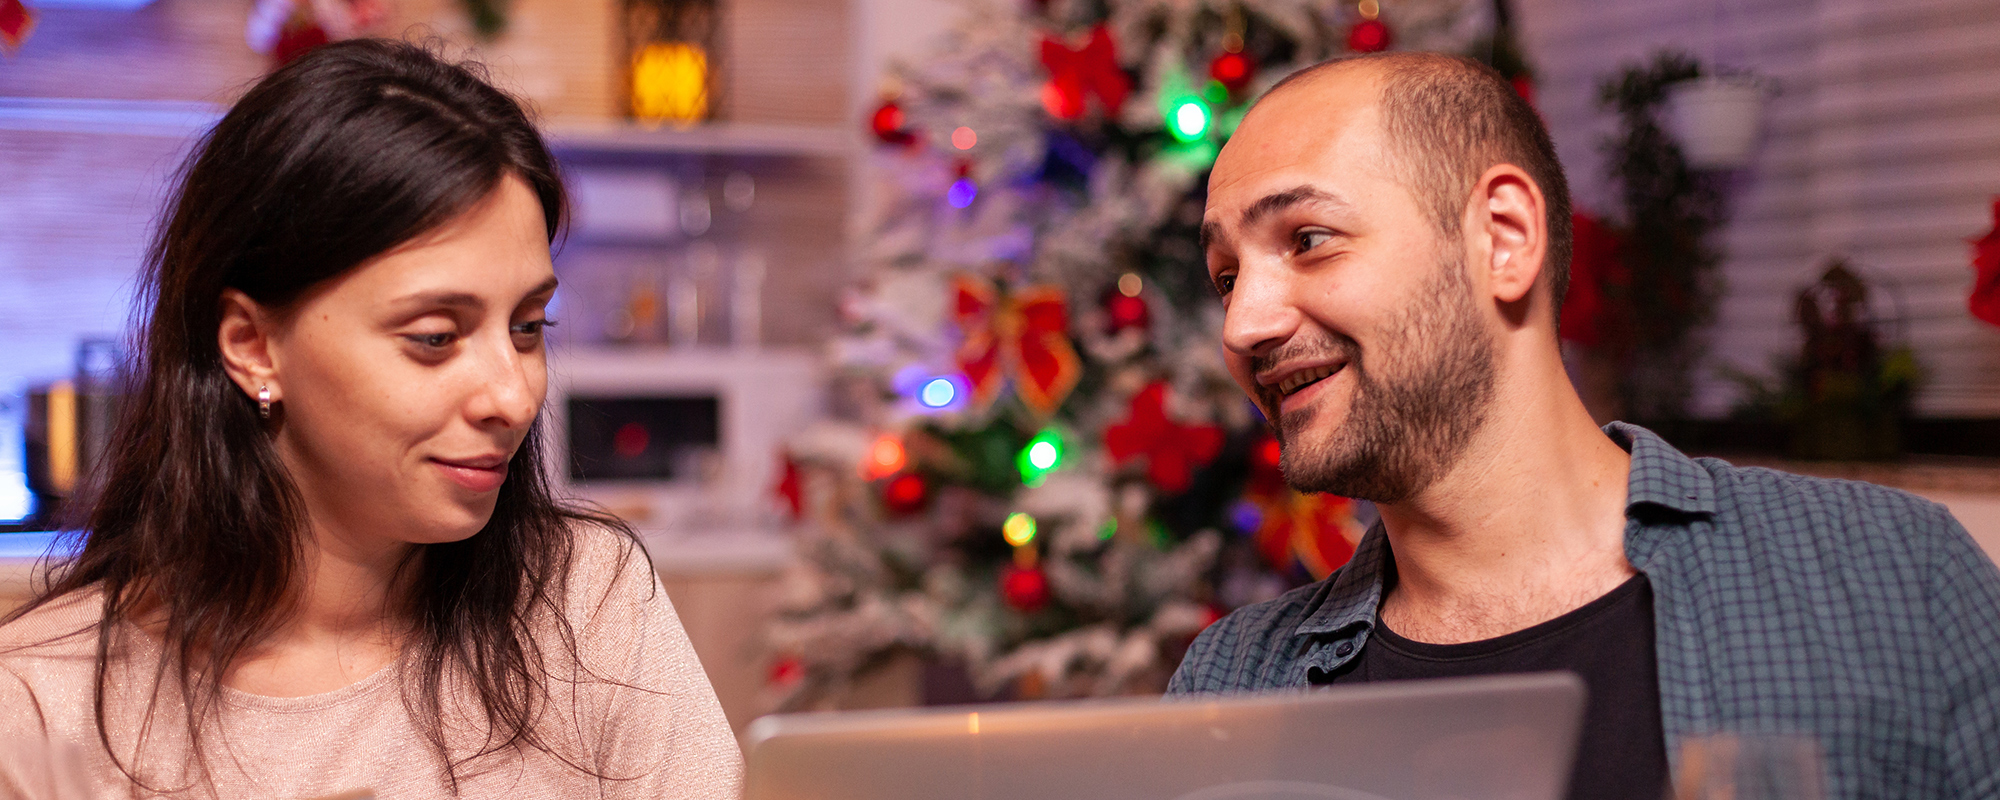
{"left": 1517, "top": 0, "right": 2000, "bottom": 418}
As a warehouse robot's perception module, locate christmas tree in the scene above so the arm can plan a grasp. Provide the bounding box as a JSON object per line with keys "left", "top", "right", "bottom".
{"left": 766, "top": 0, "right": 1523, "bottom": 709}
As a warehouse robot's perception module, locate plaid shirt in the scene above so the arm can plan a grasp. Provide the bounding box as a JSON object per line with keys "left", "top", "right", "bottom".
{"left": 1168, "top": 422, "right": 2000, "bottom": 798}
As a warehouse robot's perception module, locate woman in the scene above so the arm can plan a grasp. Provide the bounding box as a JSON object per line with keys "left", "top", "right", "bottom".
{"left": 0, "top": 40, "right": 742, "bottom": 798}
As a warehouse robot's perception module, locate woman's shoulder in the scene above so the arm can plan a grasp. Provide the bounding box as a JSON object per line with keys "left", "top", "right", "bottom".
{"left": 0, "top": 589, "right": 112, "bottom": 740}
{"left": 0, "top": 589, "right": 106, "bottom": 657}
{"left": 558, "top": 519, "right": 662, "bottom": 624}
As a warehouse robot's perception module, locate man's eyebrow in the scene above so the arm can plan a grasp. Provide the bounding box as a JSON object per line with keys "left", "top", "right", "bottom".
{"left": 1199, "top": 219, "right": 1226, "bottom": 253}
{"left": 1240, "top": 185, "right": 1350, "bottom": 228}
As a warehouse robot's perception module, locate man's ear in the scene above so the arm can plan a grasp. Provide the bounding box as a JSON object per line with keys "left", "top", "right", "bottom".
{"left": 217, "top": 289, "right": 282, "bottom": 403}
{"left": 1467, "top": 164, "right": 1549, "bottom": 309}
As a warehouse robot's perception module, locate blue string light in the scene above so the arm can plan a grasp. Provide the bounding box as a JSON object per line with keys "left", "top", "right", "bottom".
{"left": 947, "top": 178, "right": 978, "bottom": 208}
{"left": 919, "top": 377, "right": 958, "bottom": 408}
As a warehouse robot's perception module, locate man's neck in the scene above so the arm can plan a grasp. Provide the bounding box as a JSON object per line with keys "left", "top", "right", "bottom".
{"left": 1374, "top": 364, "right": 1634, "bottom": 645}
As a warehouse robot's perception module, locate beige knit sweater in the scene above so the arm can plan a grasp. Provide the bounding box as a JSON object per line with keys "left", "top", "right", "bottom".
{"left": 0, "top": 527, "right": 744, "bottom": 800}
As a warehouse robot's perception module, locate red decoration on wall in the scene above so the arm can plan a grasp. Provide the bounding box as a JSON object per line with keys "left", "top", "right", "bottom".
{"left": 1561, "top": 212, "right": 1623, "bottom": 347}
{"left": 953, "top": 275, "right": 1083, "bottom": 417}
{"left": 1039, "top": 25, "right": 1131, "bottom": 121}
{"left": 1347, "top": 18, "right": 1391, "bottom": 53}
{"left": 0, "top": 0, "right": 36, "bottom": 52}
{"left": 1208, "top": 51, "right": 1254, "bottom": 94}
{"left": 768, "top": 654, "right": 805, "bottom": 686}
{"left": 1511, "top": 76, "right": 1537, "bottom": 108}
{"left": 774, "top": 455, "right": 805, "bottom": 520}
{"left": 1104, "top": 383, "right": 1225, "bottom": 494}
{"left": 1970, "top": 197, "right": 2000, "bottom": 328}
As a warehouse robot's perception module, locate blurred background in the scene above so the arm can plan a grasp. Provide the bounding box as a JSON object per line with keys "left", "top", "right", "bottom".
{"left": 2, "top": 0, "right": 1997, "bottom": 736}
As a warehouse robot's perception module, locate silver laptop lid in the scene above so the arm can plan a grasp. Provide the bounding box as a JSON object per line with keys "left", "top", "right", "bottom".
{"left": 744, "top": 671, "right": 1586, "bottom": 800}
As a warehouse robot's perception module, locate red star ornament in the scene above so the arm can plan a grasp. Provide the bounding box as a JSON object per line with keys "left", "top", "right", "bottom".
{"left": 1970, "top": 197, "right": 2000, "bottom": 328}
{"left": 1104, "top": 383, "right": 1224, "bottom": 495}
{"left": 0, "top": 0, "right": 36, "bottom": 53}
{"left": 952, "top": 275, "right": 1083, "bottom": 417}
{"left": 1039, "top": 24, "right": 1131, "bottom": 121}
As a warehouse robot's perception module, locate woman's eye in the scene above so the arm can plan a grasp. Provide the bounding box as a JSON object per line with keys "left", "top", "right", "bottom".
{"left": 511, "top": 319, "right": 557, "bottom": 338}
{"left": 406, "top": 332, "right": 457, "bottom": 349}
{"left": 1295, "top": 230, "right": 1334, "bottom": 253}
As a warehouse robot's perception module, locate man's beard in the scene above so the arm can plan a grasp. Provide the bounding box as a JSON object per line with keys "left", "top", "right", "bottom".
{"left": 1258, "top": 251, "right": 1496, "bottom": 503}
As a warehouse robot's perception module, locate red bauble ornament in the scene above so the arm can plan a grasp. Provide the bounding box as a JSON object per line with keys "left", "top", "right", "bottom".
{"left": 1209, "top": 51, "right": 1254, "bottom": 93}
{"left": 882, "top": 472, "right": 929, "bottom": 515}
{"left": 1347, "top": 18, "right": 1391, "bottom": 53}
{"left": 1102, "top": 290, "right": 1151, "bottom": 334}
{"left": 870, "top": 100, "right": 915, "bottom": 146}
{"left": 1000, "top": 564, "right": 1051, "bottom": 612}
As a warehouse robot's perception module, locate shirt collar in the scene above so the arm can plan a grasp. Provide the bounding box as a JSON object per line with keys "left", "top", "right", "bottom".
{"left": 1289, "top": 421, "right": 1713, "bottom": 641}
{"left": 1604, "top": 421, "right": 1717, "bottom": 517}
{"left": 1293, "top": 519, "right": 1389, "bottom": 638}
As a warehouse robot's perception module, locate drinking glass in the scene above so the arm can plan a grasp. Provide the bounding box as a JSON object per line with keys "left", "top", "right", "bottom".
{"left": 1674, "top": 733, "right": 1826, "bottom": 800}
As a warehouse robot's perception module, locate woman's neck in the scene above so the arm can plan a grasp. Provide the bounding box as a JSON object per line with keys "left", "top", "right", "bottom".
{"left": 221, "top": 523, "right": 419, "bottom": 697}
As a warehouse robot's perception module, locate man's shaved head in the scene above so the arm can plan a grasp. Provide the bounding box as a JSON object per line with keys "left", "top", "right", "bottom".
{"left": 1260, "top": 53, "right": 1574, "bottom": 315}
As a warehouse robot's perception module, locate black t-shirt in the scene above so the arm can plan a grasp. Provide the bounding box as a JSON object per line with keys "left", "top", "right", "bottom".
{"left": 1319, "top": 573, "right": 1668, "bottom": 800}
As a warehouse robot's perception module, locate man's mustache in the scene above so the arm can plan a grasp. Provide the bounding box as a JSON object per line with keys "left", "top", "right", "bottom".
{"left": 1250, "top": 331, "right": 1362, "bottom": 406}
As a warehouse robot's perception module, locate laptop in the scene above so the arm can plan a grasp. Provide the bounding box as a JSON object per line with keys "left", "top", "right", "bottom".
{"left": 743, "top": 671, "right": 1586, "bottom": 800}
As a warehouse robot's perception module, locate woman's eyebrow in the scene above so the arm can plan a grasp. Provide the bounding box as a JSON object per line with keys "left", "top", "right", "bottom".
{"left": 522, "top": 276, "right": 560, "bottom": 300}
{"left": 389, "top": 290, "right": 484, "bottom": 312}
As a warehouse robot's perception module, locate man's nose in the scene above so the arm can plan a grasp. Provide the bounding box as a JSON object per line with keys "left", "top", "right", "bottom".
{"left": 1221, "top": 262, "right": 1301, "bottom": 359}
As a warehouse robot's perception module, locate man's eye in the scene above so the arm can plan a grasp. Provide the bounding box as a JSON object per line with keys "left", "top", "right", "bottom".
{"left": 1213, "top": 273, "right": 1236, "bottom": 296}
{"left": 1295, "top": 230, "right": 1334, "bottom": 253}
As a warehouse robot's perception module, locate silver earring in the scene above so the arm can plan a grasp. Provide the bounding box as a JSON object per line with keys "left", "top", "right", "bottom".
{"left": 258, "top": 385, "right": 271, "bottom": 419}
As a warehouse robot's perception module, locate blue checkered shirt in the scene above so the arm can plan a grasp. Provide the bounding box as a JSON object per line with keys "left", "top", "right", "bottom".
{"left": 1168, "top": 423, "right": 2000, "bottom": 798}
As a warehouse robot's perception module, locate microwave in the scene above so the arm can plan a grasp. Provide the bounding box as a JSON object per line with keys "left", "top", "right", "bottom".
{"left": 544, "top": 346, "right": 819, "bottom": 542}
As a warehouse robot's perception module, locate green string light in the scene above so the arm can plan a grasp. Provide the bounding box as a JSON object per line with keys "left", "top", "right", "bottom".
{"left": 1169, "top": 98, "right": 1210, "bottom": 142}
{"left": 1016, "top": 428, "right": 1065, "bottom": 486}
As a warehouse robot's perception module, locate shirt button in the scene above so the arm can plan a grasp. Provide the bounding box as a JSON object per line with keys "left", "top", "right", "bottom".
{"left": 1335, "top": 641, "right": 1355, "bottom": 657}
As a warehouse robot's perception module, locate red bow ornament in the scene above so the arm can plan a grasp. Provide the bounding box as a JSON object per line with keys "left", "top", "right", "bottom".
{"left": 1970, "top": 197, "right": 2000, "bottom": 328}
{"left": 1104, "top": 382, "right": 1224, "bottom": 495}
{"left": 953, "top": 275, "right": 1083, "bottom": 417}
{"left": 1039, "top": 24, "right": 1131, "bottom": 121}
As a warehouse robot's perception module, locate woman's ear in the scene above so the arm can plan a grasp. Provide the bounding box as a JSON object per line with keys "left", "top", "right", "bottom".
{"left": 217, "top": 289, "right": 281, "bottom": 403}
{"left": 1469, "top": 163, "right": 1549, "bottom": 309}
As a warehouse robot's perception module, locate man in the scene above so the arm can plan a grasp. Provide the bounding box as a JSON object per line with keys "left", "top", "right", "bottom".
{"left": 1169, "top": 52, "right": 2000, "bottom": 799}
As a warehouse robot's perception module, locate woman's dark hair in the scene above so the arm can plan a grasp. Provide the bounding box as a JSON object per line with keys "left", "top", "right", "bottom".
{"left": 6, "top": 38, "right": 632, "bottom": 790}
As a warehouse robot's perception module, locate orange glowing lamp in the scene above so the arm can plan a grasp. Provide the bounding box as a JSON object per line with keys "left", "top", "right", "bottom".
{"left": 632, "top": 42, "right": 709, "bottom": 126}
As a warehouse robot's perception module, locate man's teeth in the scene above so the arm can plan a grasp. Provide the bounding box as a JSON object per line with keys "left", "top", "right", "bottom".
{"left": 1279, "top": 365, "right": 1338, "bottom": 395}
